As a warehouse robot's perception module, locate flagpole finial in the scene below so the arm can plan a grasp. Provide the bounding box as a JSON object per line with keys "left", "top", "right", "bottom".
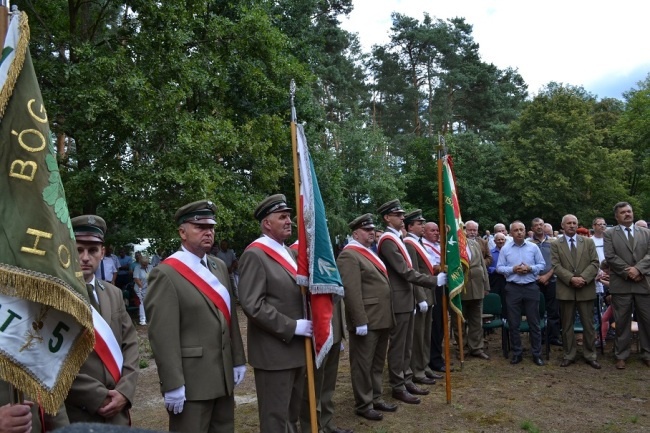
{"left": 290, "top": 79, "right": 297, "bottom": 123}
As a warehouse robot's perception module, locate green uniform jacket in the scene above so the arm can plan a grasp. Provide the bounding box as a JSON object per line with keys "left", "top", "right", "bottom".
{"left": 238, "top": 244, "right": 306, "bottom": 370}
{"left": 65, "top": 281, "right": 138, "bottom": 425}
{"left": 145, "top": 254, "right": 245, "bottom": 400}
{"left": 336, "top": 248, "right": 394, "bottom": 331}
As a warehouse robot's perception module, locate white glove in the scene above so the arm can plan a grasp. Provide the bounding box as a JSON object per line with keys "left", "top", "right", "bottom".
{"left": 355, "top": 324, "right": 368, "bottom": 336}
{"left": 233, "top": 365, "right": 246, "bottom": 386}
{"left": 437, "top": 272, "right": 447, "bottom": 286}
{"left": 164, "top": 385, "right": 185, "bottom": 414}
{"left": 418, "top": 301, "right": 428, "bottom": 313}
{"left": 295, "top": 319, "right": 313, "bottom": 337}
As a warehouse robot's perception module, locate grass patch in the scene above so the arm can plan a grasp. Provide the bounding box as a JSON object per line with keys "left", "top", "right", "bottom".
{"left": 520, "top": 419, "right": 540, "bottom": 433}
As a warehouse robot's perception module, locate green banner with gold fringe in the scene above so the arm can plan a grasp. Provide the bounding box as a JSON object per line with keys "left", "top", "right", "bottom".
{"left": 0, "top": 12, "right": 94, "bottom": 415}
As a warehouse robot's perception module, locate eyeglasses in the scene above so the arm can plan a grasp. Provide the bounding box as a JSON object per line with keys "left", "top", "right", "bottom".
{"left": 594, "top": 223, "right": 607, "bottom": 226}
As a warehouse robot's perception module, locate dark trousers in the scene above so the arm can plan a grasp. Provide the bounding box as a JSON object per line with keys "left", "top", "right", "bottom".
{"left": 254, "top": 367, "right": 305, "bottom": 433}
{"left": 506, "top": 282, "right": 542, "bottom": 357}
{"left": 539, "top": 280, "right": 560, "bottom": 341}
{"left": 429, "top": 286, "right": 445, "bottom": 370}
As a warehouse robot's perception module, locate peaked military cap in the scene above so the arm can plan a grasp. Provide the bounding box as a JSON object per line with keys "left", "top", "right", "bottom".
{"left": 72, "top": 215, "right": 107, "bottom": 243}
{"left": 377, "top": 199, "right": 405, "bottom": 216}
{"left": 349, "top": 213, "right": 376, "bottom": 231}
{"left": 254, "top": 194, "right": 292, "bottom": 221}
{"left": 175, "top": 200, "right": 217, "bottom": 226}
{"left": 404, "top": 209, "right": 426, "bottom": 225}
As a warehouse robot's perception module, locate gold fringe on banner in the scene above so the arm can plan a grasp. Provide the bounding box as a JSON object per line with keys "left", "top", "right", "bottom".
{"left": 0, "top": 12, "right": 29, "bottom": 119}
{"left": 0, "top": 263, "right": 95, "bottom": 415}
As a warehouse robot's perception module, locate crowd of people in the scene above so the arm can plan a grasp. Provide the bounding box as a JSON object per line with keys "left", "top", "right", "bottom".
{"left": 2, "top": 197, "right": 649, "bottom": 433}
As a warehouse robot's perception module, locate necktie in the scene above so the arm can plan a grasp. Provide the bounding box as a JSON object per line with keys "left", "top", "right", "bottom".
{"left": 86, "top": 283, "right": 100, "bottom": 312}
{"left": 569, "top": 238, "right": 577, "bottom": 261}
{"left": 200, "top": 259, "right": 208, "bottom": 268}
{"left": 626, "top": 227, "right": 634, "bottom": 249}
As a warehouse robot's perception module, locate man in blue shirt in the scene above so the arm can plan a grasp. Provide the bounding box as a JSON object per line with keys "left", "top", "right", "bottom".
{"left": 497, "top": 221, "right": 546, "bottom": 366}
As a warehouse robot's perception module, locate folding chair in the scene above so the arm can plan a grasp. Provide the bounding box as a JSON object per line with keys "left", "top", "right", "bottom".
{"left": 482, "top": 293, "right": 506, "bottom": 355}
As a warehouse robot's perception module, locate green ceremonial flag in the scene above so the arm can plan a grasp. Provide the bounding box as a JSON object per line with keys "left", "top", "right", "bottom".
{"left": 0, "top": 12, "right": 94, "bottom": 414}
{"left": 442, "top": 154, "right": 468, "bottom": 320}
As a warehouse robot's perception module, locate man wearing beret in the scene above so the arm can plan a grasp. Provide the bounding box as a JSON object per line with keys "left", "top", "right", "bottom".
{"left": 336, "top": 214, "right": 396, "bottom": 422}
{"left": 66, "top": 215, "right": 139, "bottom": 425}
{"left": 145, "top": 200, "right": 246, "bottom": 433}
{"left": 376, "top": 199, "right": 445, "bottom": 405}
{"left": 238, "top": 194, "right": 313, "bottom": 433}
{"left": 402, "top": 210, "right": 442, "bottom": 385}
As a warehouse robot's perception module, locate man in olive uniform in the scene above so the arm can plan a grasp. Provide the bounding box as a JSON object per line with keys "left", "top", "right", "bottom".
{"left": 337, "top": 214, "right": 397, "bottom": 422}
{"left": 145, "top": 200, "right": 246, "bottom": 433}
{"left": 66, "top": 216, "right": 139, "bottom": 425}
{"left": 238, "top": 194, "right": 313, "bottom": 433}
{"left": 402, "top": 210, "right": 439, "bottom": 384}
{"left": 376, "top": 200, "right": 444, "bottom": 405}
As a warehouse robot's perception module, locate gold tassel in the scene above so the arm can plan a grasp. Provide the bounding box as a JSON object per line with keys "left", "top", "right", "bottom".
{"left": 0, "top": 12, "right": 29, "bottom": 119}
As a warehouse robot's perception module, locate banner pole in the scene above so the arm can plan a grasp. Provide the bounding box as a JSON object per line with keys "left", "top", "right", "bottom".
{"left": 437, "top": 139, "right": 452, "bottom": 404}
{"left": 290, "top": 80, "right": 318, "bottom": 433}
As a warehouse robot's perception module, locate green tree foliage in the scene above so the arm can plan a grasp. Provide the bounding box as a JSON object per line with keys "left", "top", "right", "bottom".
{"left": 616, "top": 74, "right": 650, "bottom": 214}
{"left": 19, "top": 0, "right": 311, "bottom": 249}
{"left": 500, "top": 83, "right": 633, "bottom": 226}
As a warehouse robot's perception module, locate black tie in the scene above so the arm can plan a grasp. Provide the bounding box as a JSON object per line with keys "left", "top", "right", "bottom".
{"left": 626, "top": 227, "right": 634, "bottom": 249}
{"left": 86, "top": 283, "right": 100, "bottom": 312}
{"left": 200, "top": 259, "right": 208, "bottom": 268}
{"left": 569, "top": 238, "right": 577, "bottom": 261}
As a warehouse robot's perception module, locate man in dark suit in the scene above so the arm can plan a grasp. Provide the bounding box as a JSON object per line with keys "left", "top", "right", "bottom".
{"left": 145, "top": 200, "right": 246, "bottom": 433}
{"left": 551, "top": 214, "right": 601, "bottom": 369}
{"left": 604, "top": 202, "right": 650, "bottom": 369}
{"left": 66, "top": 216, "right": 139, "bottom": 425}
{"left": 238, "top": 194, "right": 312, "bottom": 433}
{"left": 337, "top": 213, "right": 396, "bottom": 422}
{"left": 376, "top": 199, "right": 442, "bottom": 405}
{"left": 402, "top": 210, "right": 440, "bottom": 384}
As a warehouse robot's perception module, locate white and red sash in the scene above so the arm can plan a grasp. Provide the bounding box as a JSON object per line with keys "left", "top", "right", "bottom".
{"left": 403, "top": 237, "right": 436, "bottom": 275}
{"left": 92, "top": 307, "right": 123, "bottom": 383}
{"left": 247, "top": 236, "right": 297, "bottom": 278}
{"left": 422, "top": 239, "right": 441, "bottom": 266}
{"left": 164, "top": 251, "right": 232, "bottom": 325}
{"left": 378, "top": 231, "right": 412, "bottom": 268}
{"left": 344, "top": 241, "right": 387, "bottom": 277}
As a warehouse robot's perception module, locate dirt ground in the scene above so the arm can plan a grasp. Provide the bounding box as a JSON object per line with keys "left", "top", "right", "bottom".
{"left": 131, "top": 307, "right": 650, "bottom": 433}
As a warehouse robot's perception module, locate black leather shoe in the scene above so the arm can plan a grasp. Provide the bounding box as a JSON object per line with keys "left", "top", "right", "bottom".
{"left": 510, "top": 355, "right": 523, "bottom": 364}
{"left": 413, "top": 376, "right": 436, "bottom": 385}
{"left": 532, "top": 356, "right": 545, "bottom": 366}
{"left": 549, "top": 339, "right": 562, "bottom": 346}
{"left": 405, "top": 383, "right": 430, "bottom": 395}
{"left": 392, "top": 390, "right": 421, "bottom": 404}
{"left": 560, "top": 359, "right": 574, "bottom": 367}
{"left": 425, "top": 371, "right": 444, "bottom": 379}
{"left": 586, "top": 359, "right": 602, "bottom": 370}
{"left": 431, "top": 365, "right": 454, "bottom": 373}
{"left": 374, "top": 401, "right": 398, "bottom": 412}
{"left": 356, "top": 409, "right": 383, "bottom": 421}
